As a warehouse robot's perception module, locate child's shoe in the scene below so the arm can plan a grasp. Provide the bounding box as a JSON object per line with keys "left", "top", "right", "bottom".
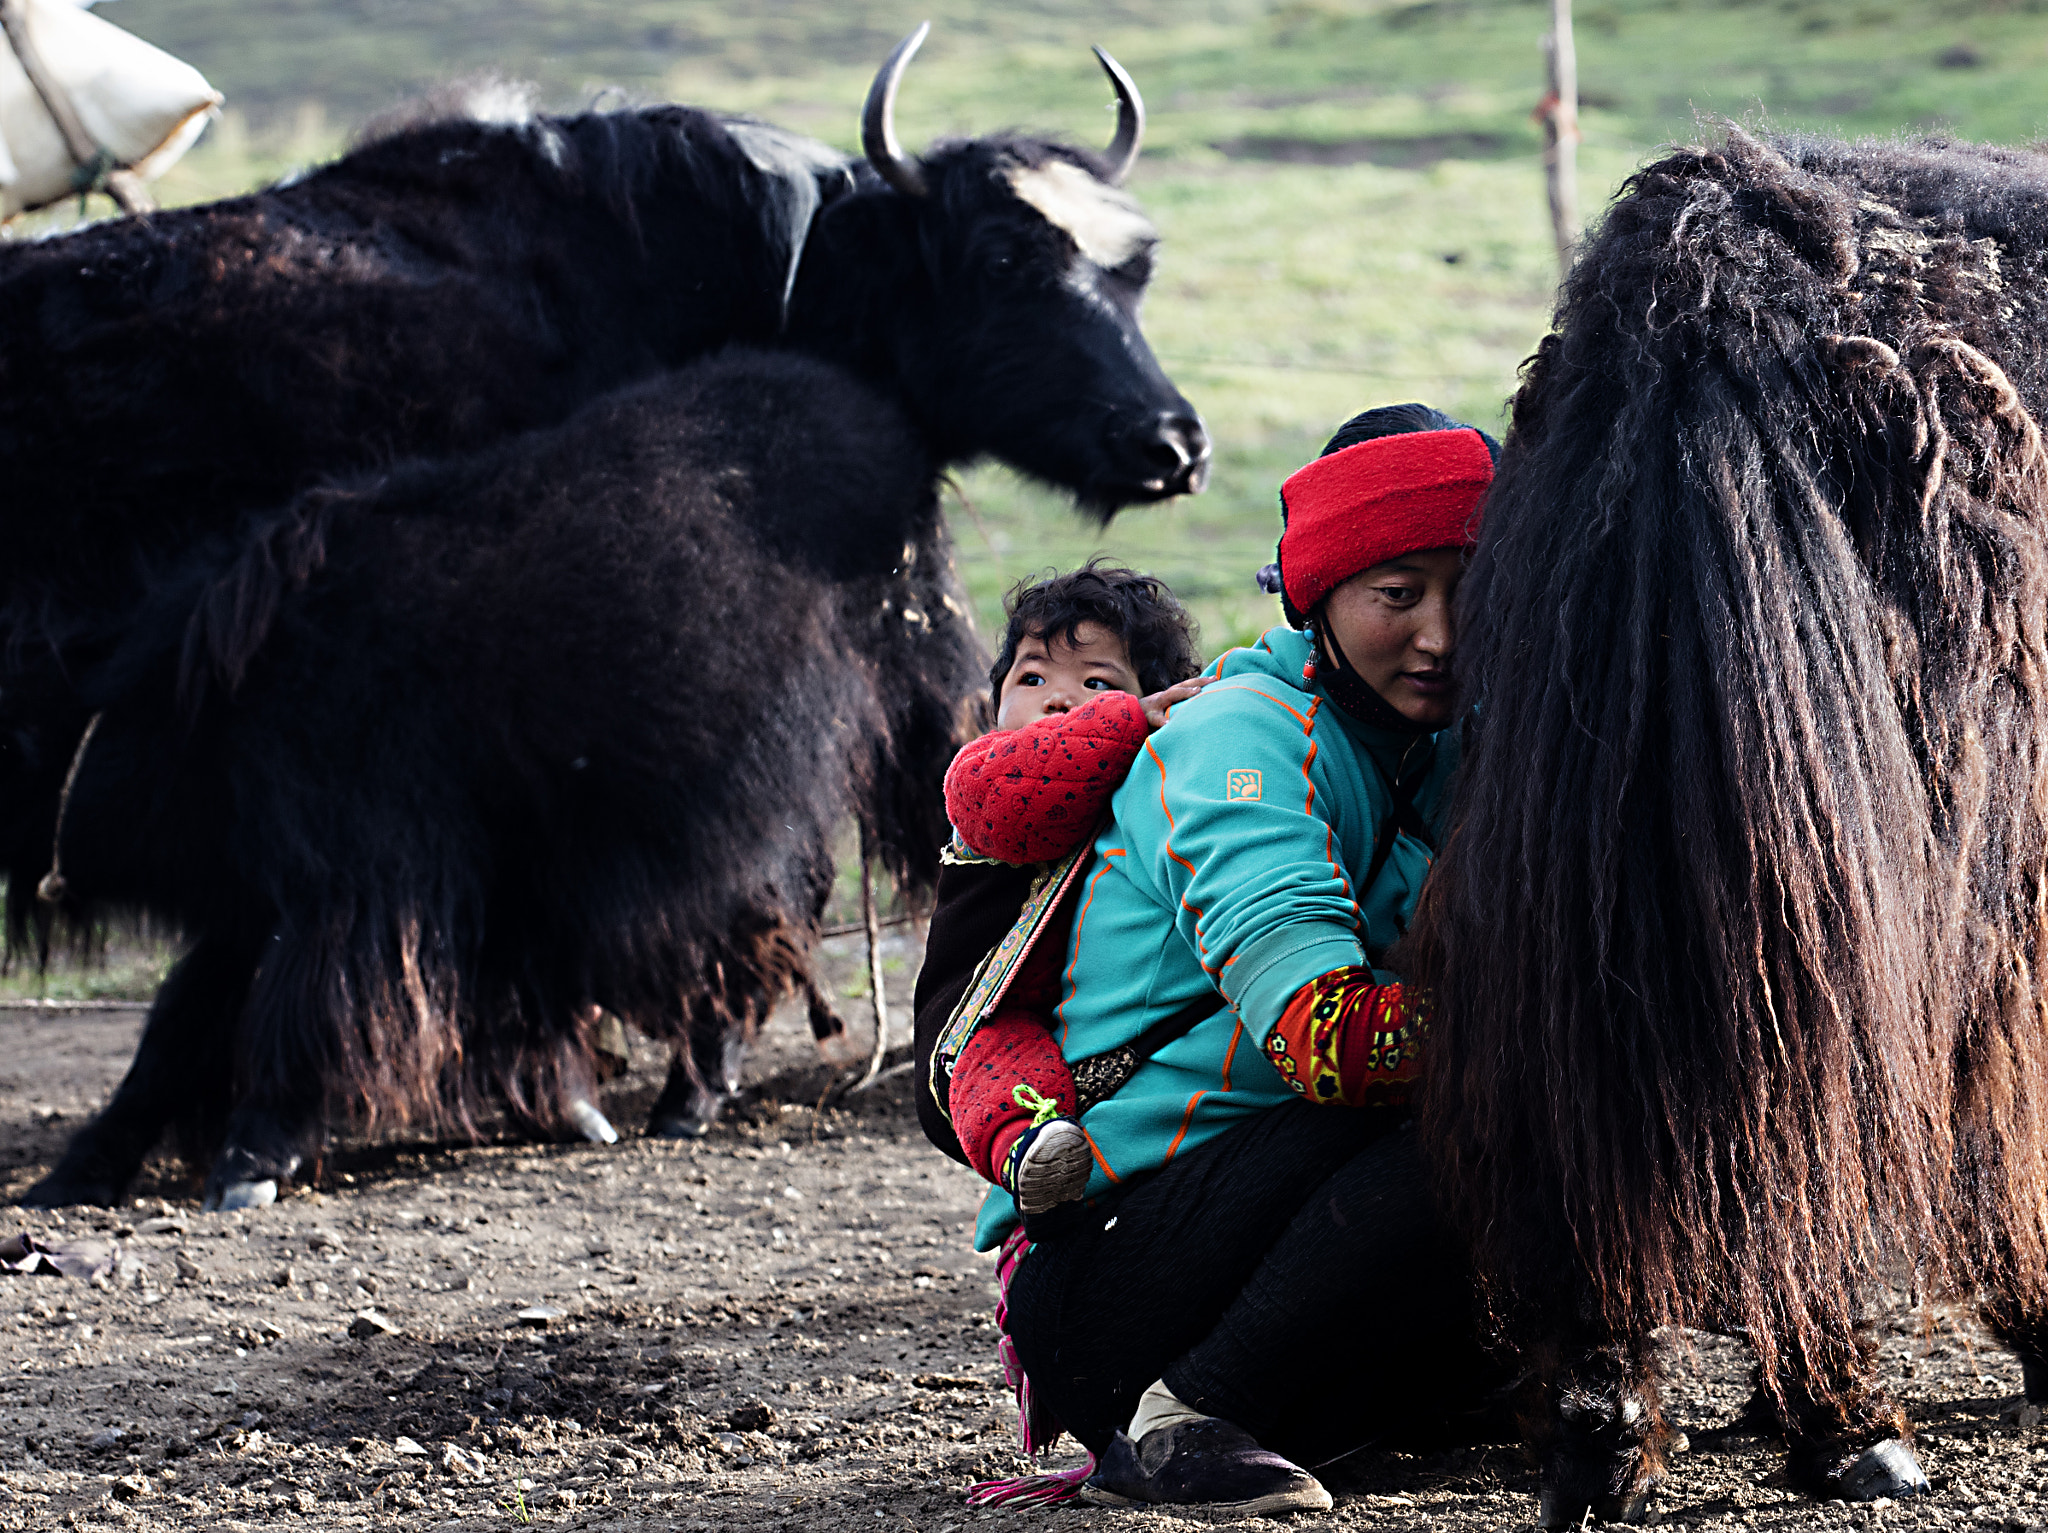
{"left": 1000, "top": 1115, "right": 1094, "bottom": 1214}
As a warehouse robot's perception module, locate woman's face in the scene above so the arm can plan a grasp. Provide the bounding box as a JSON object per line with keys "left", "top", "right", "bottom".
{"left": 1320, "top": 548, "right": 1464, "bottom": 727}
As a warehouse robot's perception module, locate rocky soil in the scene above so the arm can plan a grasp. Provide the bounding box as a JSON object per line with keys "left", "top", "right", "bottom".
{"left": 1, "top": 933, "right": 2045, "bottom": 1532}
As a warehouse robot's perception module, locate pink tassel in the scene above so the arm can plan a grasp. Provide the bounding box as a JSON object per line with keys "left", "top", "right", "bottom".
{"left": 966, "top": 1453, "right": 1096, "bottom": 1507}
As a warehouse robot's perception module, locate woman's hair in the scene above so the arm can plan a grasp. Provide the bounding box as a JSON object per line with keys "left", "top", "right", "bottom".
{"left": 988, "top": 560, "right": 1201, "bottom": 713}
{"left": 1320, "top": 401, "right": 1501, "bottom": 464}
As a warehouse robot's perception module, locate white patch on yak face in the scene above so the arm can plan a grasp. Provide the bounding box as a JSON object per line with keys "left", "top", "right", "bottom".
{"left": 1004, "top": 159, "right": 1156, "bottom": 272}
{"left": 457, "top": 78, "right": 540, "bottom": 127}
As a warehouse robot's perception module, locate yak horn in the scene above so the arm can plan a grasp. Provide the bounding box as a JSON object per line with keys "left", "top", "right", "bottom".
{"left": 1092, "top": 46, "right": 1144, "bottom": 183}
{"left": 862, "top": 22, "right": 930, "bottom": 199}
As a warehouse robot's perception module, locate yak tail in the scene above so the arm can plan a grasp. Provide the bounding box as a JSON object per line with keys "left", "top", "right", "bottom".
{"left": 1404, "top": 129, "right": 2048, "bottom": 1388}
{"left": 176, "top": 488, "right": 348, "bottom": 711}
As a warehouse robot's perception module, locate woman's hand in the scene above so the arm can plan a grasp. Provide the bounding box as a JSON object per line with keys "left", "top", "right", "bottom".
{"left": 1141, "top": 676, "right": 1212, "bottom": 730}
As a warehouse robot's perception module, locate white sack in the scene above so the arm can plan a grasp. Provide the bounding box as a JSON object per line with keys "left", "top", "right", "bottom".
{"left": 0, "top": 0, "right": 220, "bottom": 216}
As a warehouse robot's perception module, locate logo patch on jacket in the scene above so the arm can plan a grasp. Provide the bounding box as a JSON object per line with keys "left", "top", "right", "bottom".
{"left": 1225, "top": 769, "right": 1262, "bottom": 801}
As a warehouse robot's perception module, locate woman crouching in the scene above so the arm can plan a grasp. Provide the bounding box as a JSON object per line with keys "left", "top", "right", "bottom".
{"left": 943, "top": 403, "right": 1506, "bottom": 1514}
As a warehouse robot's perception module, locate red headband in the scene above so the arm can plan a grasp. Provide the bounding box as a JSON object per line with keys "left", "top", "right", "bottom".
{"left": 1278, "top": 428, "right": 1492, "bottom": 612}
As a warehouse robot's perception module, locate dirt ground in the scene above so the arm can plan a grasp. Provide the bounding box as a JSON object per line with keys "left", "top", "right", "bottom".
{"left": 1, "top": 932, "right": 2045, "bottom": 1533}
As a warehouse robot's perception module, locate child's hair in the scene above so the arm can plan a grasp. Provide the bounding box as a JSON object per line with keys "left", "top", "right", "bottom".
{"left": 988, "top": 560, "right": 1201, "bottom": 715}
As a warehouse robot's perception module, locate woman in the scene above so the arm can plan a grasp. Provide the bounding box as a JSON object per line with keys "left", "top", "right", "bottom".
{"left": 983, "top": 403, "right": 1501, "bottom": 1514}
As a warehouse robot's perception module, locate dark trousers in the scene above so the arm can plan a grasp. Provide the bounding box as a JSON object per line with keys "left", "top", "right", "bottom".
{"left": 1003, "top": 1102, "right": 1499, "bottom": 1465}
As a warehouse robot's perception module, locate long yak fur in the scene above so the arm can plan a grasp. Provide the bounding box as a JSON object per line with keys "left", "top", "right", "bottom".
{"left": 1403, "top": 127, "right": 2048, "bottom": 1392}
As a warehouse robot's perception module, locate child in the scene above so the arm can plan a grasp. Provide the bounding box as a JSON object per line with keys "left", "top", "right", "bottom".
{"left": 912, "top": 562, "right": 1205, "bottom": 1217}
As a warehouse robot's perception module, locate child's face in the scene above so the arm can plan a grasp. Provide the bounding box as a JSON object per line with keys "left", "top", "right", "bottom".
{"left": 995, "top": 621, "right": 1143, "bottom": 730}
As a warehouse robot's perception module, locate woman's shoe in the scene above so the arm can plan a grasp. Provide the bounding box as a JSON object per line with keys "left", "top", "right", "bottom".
{"left": 1081, "top": 1418, "right": 1333, "bottom": 1516}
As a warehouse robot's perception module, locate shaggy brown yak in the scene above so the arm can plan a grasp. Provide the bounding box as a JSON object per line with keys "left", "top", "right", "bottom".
{"left": 6, "top": 349, "right": 982, "bottom": 1213}
{"left": 1403, "top": 128, "right": 2048, "bottom": 1522}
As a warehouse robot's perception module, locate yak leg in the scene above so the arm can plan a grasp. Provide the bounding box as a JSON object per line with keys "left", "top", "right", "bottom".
{"left": 647, "top": 1050, "right": 720, "bottom": 1139}
{"left": 805, "top": 975, "right": 847, "bottom": 1044}
{"left": 646, "top": 1031, "right": 745, "bottom": 1139}
{"left": 559, "top": 1034, "right": 619, "bottom": 1146}
{"left": 804, "top": 974, "right": 862, "bottom": 1067}
{"left": 1980, "top": 1299, "right": 2048, "bottom": 1425}
{"left": 1767, "top": 1325, "right": 1927, "bottom": 1500}
{"left": 549, "top": 1007, "right": 620, "bottom": 1144}
{"left": 647, "top": 996, "right": 748, "bottom": 1139}
{"left": 23, "top": 935, "right": 255, "bottom": 1208}
{"left": 203, "top": 925, "right": 342, "bottom": 1212}
{"left": 1520, "top": 1333, "right": 1671, "bottom": 1527}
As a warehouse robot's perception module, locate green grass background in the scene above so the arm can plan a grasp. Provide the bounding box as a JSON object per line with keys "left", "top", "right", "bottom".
{"left": 8, "top": 0, "right": 2046, "bottom": 988}
{"left": 75, "top": 0, "right": 2048, "bottom": 653}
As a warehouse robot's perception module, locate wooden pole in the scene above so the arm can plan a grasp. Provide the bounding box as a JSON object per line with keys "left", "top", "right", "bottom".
{"left": 0, "top": 0, "right": 153, "bottom": 215}
{"left": 1540, "top": 0, "right": 1578, "bottom": 270}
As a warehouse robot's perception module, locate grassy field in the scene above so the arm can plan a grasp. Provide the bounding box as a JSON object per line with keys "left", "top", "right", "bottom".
{"left": 53, "top": 0, "right": 2048, "bottom": 650}
{"left": 4, "top": 1, "right": 2041, "bottom": 991}
{"left": 58, "top": 0, "right": 2045, "bottom": 650}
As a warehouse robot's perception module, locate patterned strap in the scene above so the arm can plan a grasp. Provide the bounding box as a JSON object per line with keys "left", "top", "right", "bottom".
{"left": 1068, "top": 990, "right": 1227, "bottom": 1114}
{"left": 926, "top": 840, "right": 1094, "bottom": 1127}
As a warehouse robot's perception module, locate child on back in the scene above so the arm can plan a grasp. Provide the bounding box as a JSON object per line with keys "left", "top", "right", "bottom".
{"left": 913, "top": 563, "right": 1206, "bottom": 1219}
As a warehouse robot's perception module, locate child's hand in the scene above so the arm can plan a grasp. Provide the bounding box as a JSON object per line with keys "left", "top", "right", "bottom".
{"left": 1141, "top": 676, "right": 1212, "bottom": 730}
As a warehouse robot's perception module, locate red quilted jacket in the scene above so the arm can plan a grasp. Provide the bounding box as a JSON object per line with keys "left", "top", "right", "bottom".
{"left": 943, "top": 691, "right": 1150, "bottom": 863}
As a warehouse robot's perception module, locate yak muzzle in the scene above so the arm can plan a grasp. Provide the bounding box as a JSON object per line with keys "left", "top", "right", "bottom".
{"left": 1124, "top": 411, "right": 1211, "bottom": 499}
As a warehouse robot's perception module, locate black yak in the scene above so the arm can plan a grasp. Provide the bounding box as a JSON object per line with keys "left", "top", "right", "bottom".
{"left": 1402, "top": 128, "right": 2048, "bottom": 1521}
{"left": 0, "top": 27, "right": 1206, "bottom": 627}
{"left": 8, "top": 348, "right": 986, "bottom": 1211}
{"left": 6, "top": 29, "right": 1209, "bottom": 1202}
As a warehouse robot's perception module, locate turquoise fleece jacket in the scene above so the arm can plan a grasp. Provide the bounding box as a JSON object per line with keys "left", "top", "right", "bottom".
{"left": 974, "top": 625, "right": 1459, "bottom": 1250}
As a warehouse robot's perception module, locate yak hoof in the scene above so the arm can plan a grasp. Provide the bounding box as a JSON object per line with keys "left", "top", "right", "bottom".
{"left": 19, "top": 1171, "right": 120, "bottom": 1209}
{"left": 1834, "top": 1439, "right": 1929, "bottom": 1502}
{"left": 203, "top": 1178, "right": 278, "bottom": 1213}
{"left": 568, "top": 1099, "right": 620, "bottom": 1145}
{"left": 2002, "top": 1398, "right": 2046, "bottom": 1430}
{"left": 648, "top": 1111, "right": 716, "bottom": 1140}
{"left": 1537, "top": 1488, "right": 1652, "bottom": 1527}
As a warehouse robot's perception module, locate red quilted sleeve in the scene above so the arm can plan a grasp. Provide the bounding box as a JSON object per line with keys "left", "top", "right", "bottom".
{"left": 944, "top": 691, "right": 1151, "bottom": 863}
{"left": 948, "top": 1013, "right": 1078, "bottom": 1182}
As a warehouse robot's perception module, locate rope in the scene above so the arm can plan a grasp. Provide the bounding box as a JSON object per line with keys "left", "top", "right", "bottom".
{"left": 818, "top": 911, "right": 913, "bottom": 941}
{"left": 36, "top": 711, "right": 102, "bottom": 904}
{"left": 851, "top": 825, "right": 891, "bottom": 1089}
